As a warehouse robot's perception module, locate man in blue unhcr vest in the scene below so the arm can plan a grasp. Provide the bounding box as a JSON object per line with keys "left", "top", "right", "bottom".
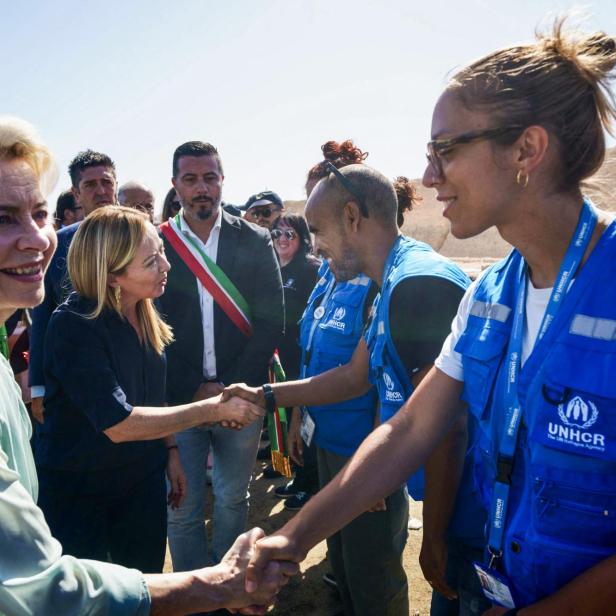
{"left": 225, "top": 163, "right": 487, "bottom": 614}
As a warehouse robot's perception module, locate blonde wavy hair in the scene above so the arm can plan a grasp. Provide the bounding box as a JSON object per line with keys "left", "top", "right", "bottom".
{"left": 68, "top": 206, "right": 173, "bottom": 354}
{"left": 0, "top": 116, "right": 58, "bottom": 194}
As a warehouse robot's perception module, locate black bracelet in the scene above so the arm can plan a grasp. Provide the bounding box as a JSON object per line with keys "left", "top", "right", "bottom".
{"left": 262, "top": 384, "right": 276, "bottom": 415}
{"left": 167, "top": 444, "right": 179, "bottom": 451}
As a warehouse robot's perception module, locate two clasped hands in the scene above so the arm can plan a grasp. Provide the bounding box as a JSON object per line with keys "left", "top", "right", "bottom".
{"left": 191, "top": 382, "right": 307, "bottom": 614}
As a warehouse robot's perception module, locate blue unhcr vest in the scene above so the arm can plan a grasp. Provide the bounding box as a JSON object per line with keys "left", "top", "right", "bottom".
{"left": 299, "top": 262, "right": 378, "bottom": 457}
{"left": 365, "top": 236, "right": 470, "bottom": 499}
{"left": 456, "top": 221, "right": 616, "bottom": 607}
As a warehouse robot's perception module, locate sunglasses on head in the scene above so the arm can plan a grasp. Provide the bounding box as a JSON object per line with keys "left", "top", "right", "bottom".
{"left": 271, "top": 229, "right": 297, "bottom": 241}
{"left": 324, "top": 161, "right": 369, "bottom": 218}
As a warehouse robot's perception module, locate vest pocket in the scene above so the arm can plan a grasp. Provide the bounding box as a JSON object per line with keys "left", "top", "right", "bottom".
{"left": 527, "top": 342, "right": 616, "bottom": 463}
{"left": 456, "top": 324, "right": 508, "bottom": 420}
{"left": 530, "top": 469, "right": 616, "bottom": 548}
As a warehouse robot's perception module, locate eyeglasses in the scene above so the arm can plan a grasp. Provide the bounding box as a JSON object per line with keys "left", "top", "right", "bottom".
{"left": 324, "top": 161, "right": 369, "bottom": 218}
{"left": 271, "top": 229, "right": 297, "bottom": 241}
{"left": 249, "top": 207, "right": 275, "bottom": 219}
{"left": 426, "top": 125, "right": 524, "bottom": 178}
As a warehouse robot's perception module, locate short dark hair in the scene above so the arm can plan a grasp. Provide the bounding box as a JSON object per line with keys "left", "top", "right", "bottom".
{"left": 172, "top": 141, "right": 224, "bottom": 178}
{"left": 68, "top": 149, "right": 116, "bottom": 188}
{"left": 55, "top": 189, "right": 77, "bottom": 223}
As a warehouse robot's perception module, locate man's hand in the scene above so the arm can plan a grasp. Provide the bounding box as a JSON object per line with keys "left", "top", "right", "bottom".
{"left": 244, "top": 531, "right": 306, "bottom": 593}
{"left": 419, "top": 533, "right": 456, "bottom": 600}
{"left": 193, "top": 381, "right": 224, "bottom": 402}
{"left": 288, "top": 408, "right": 304, "bottom": 466}
{"left": 205, "top": 527, "right": 298, "bottom": 614}
{"left": 222, "top": 383, "right": 265, "bottom": 408}
{"left": 31, "top": 397, "right": 44, "bottom": 424}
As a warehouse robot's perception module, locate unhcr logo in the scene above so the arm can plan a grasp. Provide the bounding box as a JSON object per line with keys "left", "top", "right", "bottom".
{"left": 325, "top": 306, "right": 347, "bottom": 331}
{"left": 547, "top": 396, "right": 605, "bottom": 452}
{"left": 383, "top": 371, "right": 403, "bottom": 403}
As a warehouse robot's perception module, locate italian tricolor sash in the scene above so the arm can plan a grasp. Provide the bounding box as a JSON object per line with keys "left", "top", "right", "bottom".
{"left": 161, "top": 215, "right": 253, "bottom": 337}
{"left": 268, "top": 351, "right": 292, "bottom": 478}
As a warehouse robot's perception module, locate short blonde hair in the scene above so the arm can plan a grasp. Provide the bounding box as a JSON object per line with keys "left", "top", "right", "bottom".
{"left": 0, "top": 116, "right": 58, "bottom": 195}
{"left": 68, "top": 206, "right": 173, "bottom": 355}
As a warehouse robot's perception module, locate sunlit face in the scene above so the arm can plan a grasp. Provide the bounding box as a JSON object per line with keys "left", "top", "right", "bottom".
{"left": 0, "top": 160, "right": 57, "bottom": 316}
{"left": 272, "top": 221, "right": 301, "bottom": 264}
{"left": 73, "top": 165, "right": 117, "bottom": 215}
{"left": 422, "top": 90, "right": 518, "bottom": 239}
{"left": 120, "top": 187, "right": 155, "bottom": 222}
{"left": 305, "top": 187, "right": 362, "bottom": 282}
{"left": 113, "top": 224, "right": 170, "bottom": 306}
{"left": 172, "top": 155, "right": 223, "bottom": 223}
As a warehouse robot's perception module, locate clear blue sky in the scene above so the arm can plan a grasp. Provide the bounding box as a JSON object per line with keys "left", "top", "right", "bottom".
{"left": 3, "top": 0, "right": 615, "bottom": 212}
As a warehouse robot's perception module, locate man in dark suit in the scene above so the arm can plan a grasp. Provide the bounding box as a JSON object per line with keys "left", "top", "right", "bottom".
{"left": 159, "top": 141, "right": 284, "bottom": 571}
{"left": 29, "top": 150, "right": 117, "bottom": 422}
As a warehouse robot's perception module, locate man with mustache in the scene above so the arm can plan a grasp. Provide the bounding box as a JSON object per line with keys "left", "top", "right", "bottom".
{"left": 159, "top": 141, "right": 284, "bottom": 581}
{"left": 29, "top": 150, "right": 117, "bottom": 423}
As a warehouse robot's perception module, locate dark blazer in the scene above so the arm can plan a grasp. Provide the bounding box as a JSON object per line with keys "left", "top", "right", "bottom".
{"left": 29, "top": 222, "right": 80, "bottom": 389}
{"left": 159, "top": 210, "right": 284, "bottom": 406}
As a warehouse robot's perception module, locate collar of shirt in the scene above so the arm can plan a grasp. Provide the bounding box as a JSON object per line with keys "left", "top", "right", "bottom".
{"left": 178, "top": 206, "right": 222, "bottom": 249}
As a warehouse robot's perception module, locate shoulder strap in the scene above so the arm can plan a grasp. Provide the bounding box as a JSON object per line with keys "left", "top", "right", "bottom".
{"left": 161, "top": 218, "right": 252, "bottom": 337}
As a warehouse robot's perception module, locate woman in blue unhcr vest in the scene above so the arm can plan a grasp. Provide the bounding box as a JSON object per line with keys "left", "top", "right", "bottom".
{"left": 241, "top": 18, "right": 616, "bottom": 616}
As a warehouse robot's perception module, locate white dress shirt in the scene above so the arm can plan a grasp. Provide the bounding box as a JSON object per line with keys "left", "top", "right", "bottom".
{"left": 178, "top": 208, "right": 222, "bottom": 380}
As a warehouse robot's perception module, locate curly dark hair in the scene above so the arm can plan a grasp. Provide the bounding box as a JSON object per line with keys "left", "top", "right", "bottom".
{"left": 306, "top": 140, "right": 369, "bottom": 186}
{"left": 307, "top": 140, "right": 421, "bottom": 227}
{"left": 393, "top": 176, "right": 422, "bottom": 227}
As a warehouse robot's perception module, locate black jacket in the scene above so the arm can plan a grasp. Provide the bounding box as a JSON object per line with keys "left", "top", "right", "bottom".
{"left": 159, "top": 210, "right": 284, "bottom": 406}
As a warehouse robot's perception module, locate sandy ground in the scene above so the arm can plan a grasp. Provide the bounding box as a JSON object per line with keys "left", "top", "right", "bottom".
{"left": 164, "top": 458, "right": 433, "bottom": 615}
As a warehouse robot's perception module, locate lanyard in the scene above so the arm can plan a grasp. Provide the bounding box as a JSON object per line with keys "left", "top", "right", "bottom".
{"left": 301, "top": 275, "right": 337, "bottom": 379}
{"left": 487, "top": 199, "right": 597, "bottom": 564}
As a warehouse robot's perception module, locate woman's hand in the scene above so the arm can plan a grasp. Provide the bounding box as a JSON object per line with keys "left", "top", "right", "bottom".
{"left": 213, "top": 394, "right": 265, "bottom": 428}
{"left": 166, "top": 448, "right": 187, "bottom": 510}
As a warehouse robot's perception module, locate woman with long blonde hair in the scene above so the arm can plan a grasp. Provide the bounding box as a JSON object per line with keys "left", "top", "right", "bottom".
{"left": 35, "top": 206, "right": 264, "bottom": 573}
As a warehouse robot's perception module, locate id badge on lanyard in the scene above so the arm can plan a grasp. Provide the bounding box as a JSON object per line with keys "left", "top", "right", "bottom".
{"left": 300, "top": 409, "right": 316, "bottom": 447}
{"left": 478, "top": 200, "right": 597, "bottom": 606}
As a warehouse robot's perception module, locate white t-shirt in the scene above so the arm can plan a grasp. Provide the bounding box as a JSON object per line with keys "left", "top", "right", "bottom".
{"left": 435, "top": 276, "right": 552, "bottom": 382}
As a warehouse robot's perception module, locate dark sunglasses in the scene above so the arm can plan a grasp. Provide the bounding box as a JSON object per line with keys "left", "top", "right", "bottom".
{"left": 426, "top": 125, "right": 524, "bottom": 178}
{"left": 249, "top": 207, "right": 275, "bottom": 219}
{"left": 271, "top": 229, "right": 297, "bottom": 241}
{"left": 324, "top": 161, "right": 369, "bottom": 218}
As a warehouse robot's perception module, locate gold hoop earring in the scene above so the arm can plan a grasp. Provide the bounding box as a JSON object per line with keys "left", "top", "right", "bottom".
{"left": 516, "top": 169, "right": 529, "bottom": 188}
{"left": 114, "top": 286, "right": 122, "bottom": 309}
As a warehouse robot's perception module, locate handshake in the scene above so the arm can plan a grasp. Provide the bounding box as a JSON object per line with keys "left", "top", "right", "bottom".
{"left": 208, "top": 524, "right": 312, "bottom": 615}
{"left": 193, "top": 382, "right": 269, "bottom": 430}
